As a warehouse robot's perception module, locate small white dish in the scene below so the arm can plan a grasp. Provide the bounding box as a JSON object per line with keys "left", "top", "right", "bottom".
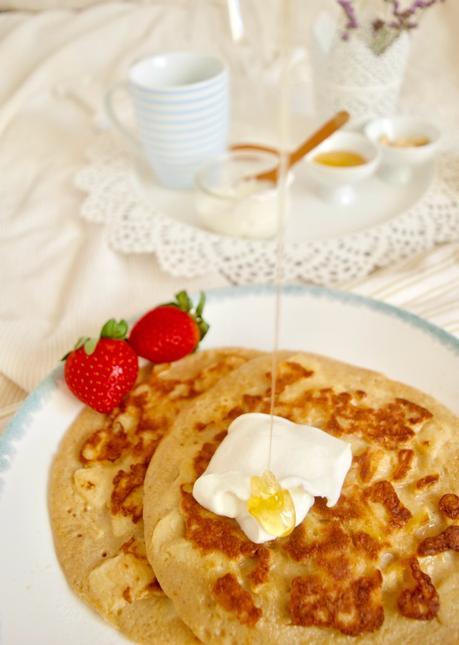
{"left": 304, "top": 132, "right": 380, "bottom": 205}
{"left": 364, "top": 116, "right": 441, "bottom": 184}
{"left": 195, "top": 150, "right": 283, "bottom": 240}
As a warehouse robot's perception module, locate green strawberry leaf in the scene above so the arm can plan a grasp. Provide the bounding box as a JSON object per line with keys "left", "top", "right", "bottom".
{"left": 196, "top": 318, "right": 209, "bottom": 340}
{"left": 101, "top": 319, "right": 116, "bottom": 338}
{"left": 84, "top": 337, "right": 98, "bottom": 355}
{"left": 100, "top": 318, "right": 128, "bottom": 340}
{"left": 195, "top": 292, "right": 206, "bottom": 318}
{"left": 193, "top": 292, "right": 209, "bottom": 340}
{"left": 113, "top": 319, "right": 128, "bottom": 339}
{"left": 61, "top": 336, "right": 90, "bottom": 361}
{"left": 175, "top": 290, "right": 192, "bottom": 312}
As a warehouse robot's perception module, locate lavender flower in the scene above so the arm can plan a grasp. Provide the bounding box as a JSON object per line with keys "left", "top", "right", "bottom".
{"left": 335, "top": 0, "right": 446, "bottom": 54}
{"left": 336, "top": 0, "right": 359, "bottom": 39}
{"left": 383, "top": 0, "right": 444, "bottom": 30}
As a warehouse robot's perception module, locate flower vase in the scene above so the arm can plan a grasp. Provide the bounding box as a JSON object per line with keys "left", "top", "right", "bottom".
{"left": 310, "top": 13, "right": 411, "bottom": 122}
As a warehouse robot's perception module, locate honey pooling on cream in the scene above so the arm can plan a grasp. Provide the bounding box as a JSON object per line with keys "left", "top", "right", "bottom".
{"left": 247, "top": 470, "right": 296, "bottom": 537}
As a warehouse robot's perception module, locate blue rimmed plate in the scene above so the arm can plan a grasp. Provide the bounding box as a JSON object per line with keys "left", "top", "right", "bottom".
{"left": 1, "top": 285, "right": 458, "bottom": 644}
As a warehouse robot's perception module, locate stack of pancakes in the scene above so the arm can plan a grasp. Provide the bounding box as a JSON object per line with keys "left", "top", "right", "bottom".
{"left": 49, "top": 349, "right": 459, "bottom": 644}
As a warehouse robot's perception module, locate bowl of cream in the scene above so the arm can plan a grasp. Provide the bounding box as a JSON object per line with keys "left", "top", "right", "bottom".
{"left": 195, "top": 150, "right": 283, "bottom": 239}
{"left": 304, "top": 131, "right": 380, "bottom": 205}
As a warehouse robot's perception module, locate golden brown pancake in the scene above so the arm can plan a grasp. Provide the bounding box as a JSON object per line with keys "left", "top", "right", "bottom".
{"left": 49, "top": 348, "right": 260, "bottom": 645}
{"left": 144, "top": 352, "right": 459, "bottom": 644}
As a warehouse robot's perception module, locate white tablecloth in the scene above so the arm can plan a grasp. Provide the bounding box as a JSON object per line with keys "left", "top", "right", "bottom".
{"left": 1, "top": 0, "right": 458, "bottom": 430}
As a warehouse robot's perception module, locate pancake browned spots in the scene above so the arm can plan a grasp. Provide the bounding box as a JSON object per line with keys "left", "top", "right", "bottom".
{"left": 290, "top": 570, "right": 384, "bottom": 636}
{"left": 213, "top": 574, "right": 262, "bottom": 626}
{"left": 49, "top": 348, "right": 260, "bottom": 645}
{"left": 397, "top": 558, "right": 440, "bottom": 620}
{"left": 180, "top": 487, "right": 270, "bottom": 587}
{"left": 417, "top": 526, "right": 459, "bottom": 555}
{"left": 177, "top": 357, "right": 450, "bottom": 636}
{"left": 79, "top": 351, "right": 257, "bottom": 522}
{"left": 439, "top": 493, "right": 459, "bottom": 519}
{"left": 144, "top": 352, "right": 459, "bottom": 643}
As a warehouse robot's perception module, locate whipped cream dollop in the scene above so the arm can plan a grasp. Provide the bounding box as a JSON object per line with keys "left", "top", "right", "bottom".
{"left": 192, "top": 413, "right": 352, "bottom": 543}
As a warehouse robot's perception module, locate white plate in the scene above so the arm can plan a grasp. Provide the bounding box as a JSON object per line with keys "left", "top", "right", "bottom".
{"left": 1, "top": 286, "right": 458, "bottom": 645}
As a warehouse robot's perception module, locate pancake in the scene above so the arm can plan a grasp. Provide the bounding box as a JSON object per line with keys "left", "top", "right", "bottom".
{"left": 144, "top": 351, "right": 459, "bottom": 644}
{"left": 49, "top": 347, "right": 260, "bottom": 645}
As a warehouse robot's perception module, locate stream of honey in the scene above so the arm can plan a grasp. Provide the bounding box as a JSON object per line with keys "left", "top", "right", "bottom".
{"left": 268, "top": 0, "right": 291, "bottom": 460}
{"left": 246, "top": 0, "right": 297, "bottom": 538}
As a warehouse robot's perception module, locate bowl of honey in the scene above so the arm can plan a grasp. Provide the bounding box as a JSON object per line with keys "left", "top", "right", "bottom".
{"left": 304, "top": 131, "right": 380, "bottom": 205}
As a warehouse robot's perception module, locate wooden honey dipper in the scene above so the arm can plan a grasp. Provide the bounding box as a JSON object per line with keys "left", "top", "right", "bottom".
{"left": 231, "top": 110, "right": 350, "bottom": 183}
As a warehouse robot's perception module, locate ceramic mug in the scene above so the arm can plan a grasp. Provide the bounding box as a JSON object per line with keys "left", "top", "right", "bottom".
{"left": 106, "top": 51, "right": 229, "bottom": 189}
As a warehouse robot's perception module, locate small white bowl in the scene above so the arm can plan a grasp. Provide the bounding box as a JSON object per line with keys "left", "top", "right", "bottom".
{"left": 304, "top": 131, "right": 380, "bottom": 205}
{"left": 195, "top": 150, "right": 283, "bottom": 239}
{"left": 364, "top": 116, "right": 441, "bottom": 183}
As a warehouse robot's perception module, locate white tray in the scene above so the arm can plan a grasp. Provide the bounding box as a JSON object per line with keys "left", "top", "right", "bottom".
{"left": 75, "top": 133, "right": 459, "bottom": 284}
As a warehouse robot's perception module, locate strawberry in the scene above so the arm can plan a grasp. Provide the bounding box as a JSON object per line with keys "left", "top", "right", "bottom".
{"left": 129, "top": 290, "right": 209, "bottom": 363}
{"left": 63, "top": 319, "right": 139, "bottom": 413}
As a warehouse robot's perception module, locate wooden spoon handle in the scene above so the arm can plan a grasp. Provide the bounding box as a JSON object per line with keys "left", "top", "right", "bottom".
{"left": 255, "top": 110, "right": 350, "bottom": 183}
{"left": 288, "top": 110, "right": 350, "bottom": 168}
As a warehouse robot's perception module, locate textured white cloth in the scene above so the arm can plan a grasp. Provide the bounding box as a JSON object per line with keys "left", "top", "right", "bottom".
{"left": 0, "top": 0, "right": 458, "bottom": 399}
{"left": 0, "top": 0, "right": 115, "bottom": 10}
{"left": 0, "top": 2, "right": 229, "bottom": 394}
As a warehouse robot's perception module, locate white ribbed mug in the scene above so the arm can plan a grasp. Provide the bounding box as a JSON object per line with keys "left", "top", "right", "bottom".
{"left": 105, "top": 52, "right": 229, "bottom": 189}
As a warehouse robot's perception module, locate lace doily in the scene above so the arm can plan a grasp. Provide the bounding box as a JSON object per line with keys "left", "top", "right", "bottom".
{"left": 75, "top": 132, "right": 459, "bottom": 286}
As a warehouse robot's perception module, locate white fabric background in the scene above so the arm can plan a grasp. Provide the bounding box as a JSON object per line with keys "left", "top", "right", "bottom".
{"left": 0, "top": 0, "right": 114, "bottom": 9}
{"left": 0, "top": 1, "right": 458, "bottom": 411}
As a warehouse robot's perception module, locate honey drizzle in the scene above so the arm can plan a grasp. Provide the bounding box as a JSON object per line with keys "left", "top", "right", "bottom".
{"left": 228, "top": 0, "right": 297, "bottom": 538}
{"left": 268, "top": 0, "right": 292, "bottom": 470}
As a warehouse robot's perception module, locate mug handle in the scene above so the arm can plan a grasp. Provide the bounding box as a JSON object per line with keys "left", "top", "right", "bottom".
{"left": 104, "top": 82, "right": 139, "bottom": 150}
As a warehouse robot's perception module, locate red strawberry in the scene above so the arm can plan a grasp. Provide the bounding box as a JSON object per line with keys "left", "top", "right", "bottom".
{"left": 63, "top": 319, "right": 138, "bottom": 413}
{"left": 129, "top": 291, "right": 209, "bottom": 363}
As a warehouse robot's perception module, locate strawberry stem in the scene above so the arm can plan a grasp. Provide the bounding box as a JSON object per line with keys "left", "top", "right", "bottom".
{"left": 194, "top": 292, "right": 209, "bottom": 340}
{"left": 62, "top": 319, "right": 129, "bottom": 361}
{"left": 197, "top": 318, "right": 209, "bottom": 340}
